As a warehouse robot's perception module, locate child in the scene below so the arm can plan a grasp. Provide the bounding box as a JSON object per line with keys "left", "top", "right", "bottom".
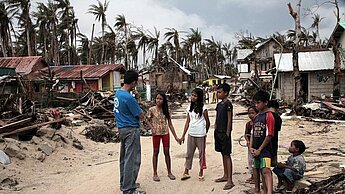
{"left": 273, "top": 140, "right": 306, "bottom": 193}
{"left": 268, "top": 100, "right": 282, "bottom": 167}
{"left": 147, "top": 93, "right": 180, "bottom": 182}
{"left": 180, "top": 88, "right": 210, "bottom": 181}
{"left": 244, "top": 106, "right": 258, "bottom": 184}
{"left": 250, "top": 90, "right": 275, "bottom": 194}
{"left": 214, "top": 83, "right": 235, "bottom": 190}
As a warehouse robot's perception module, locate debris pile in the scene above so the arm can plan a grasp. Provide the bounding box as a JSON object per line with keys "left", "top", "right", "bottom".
{"left": 297, "top": 171, "right": 345, "bottom": 194}
{"left": 83, "top": 125, "right": 119, "bottom": 143}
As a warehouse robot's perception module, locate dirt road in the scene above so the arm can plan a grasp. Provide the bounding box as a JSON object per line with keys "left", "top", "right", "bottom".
{"left": 6, "top": 102, "right": 345, "bottom": 194}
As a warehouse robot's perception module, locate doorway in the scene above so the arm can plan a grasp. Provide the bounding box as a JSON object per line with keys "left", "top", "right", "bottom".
{"left": 300, "top": 73, "right": 309, "bottom": 102}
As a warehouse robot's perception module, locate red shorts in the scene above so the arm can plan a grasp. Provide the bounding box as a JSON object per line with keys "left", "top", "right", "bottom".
{"left": 152, "top": 134, "right": 170, "bottom": 150}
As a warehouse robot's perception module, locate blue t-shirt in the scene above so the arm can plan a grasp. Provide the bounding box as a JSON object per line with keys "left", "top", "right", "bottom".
{"left": 114, "top": 89, "right": 143, "bottom": 129}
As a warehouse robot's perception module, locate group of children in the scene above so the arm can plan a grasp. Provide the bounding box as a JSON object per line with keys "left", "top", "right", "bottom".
{"left": 146, "top": 84, "right": 306, "bottom": 193}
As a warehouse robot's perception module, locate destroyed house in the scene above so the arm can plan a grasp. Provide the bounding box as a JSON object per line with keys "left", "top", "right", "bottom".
{"left": 273, "top": 50, "right": 345, "bottom": 102}
{"left": 29, "top": 64, "right": 125, "bottom": 92}
{"left": 0, "top": 56, "right": 48, "bottom": 76}
{"left": 149, "top": 61, "right": 199, "bottom": 91}
{"left": 0, "top": 67, "right": 18, "bottom": 94}
{"left": 236, "top": 38, "right": 281, "bottom": 81}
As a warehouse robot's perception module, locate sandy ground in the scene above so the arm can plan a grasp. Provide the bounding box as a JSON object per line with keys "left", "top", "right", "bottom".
{"left": 3, "top": 102, "right": 345, "bottom": 194}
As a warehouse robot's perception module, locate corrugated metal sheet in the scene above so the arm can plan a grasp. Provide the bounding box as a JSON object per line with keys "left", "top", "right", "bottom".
{"left": 237, "top": 49, "right": 253, "bottom": 60}
{"left": 30, "top": 64, "right": 125, "bottom": 80}
{"left": 274, "top": 50, "right": 344, "bottom": 72}
{"left": 0, "top": 56, "right": 46, "bottom": 75}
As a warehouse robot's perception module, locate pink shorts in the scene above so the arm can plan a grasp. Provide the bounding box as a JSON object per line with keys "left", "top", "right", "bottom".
{"left": 152, "top": 134, "right": 170, "bottom": 150}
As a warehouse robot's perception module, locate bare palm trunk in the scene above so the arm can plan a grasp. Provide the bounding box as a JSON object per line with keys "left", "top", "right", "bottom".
{"left": 88, "top": 24, "right": 95, "bottom": 65}
{"left": 101, "top": 24, "right": 105, "bottom": 64}
{"left": 333, "top": 0, "right": 341, "bottom": 99}
{"left": 288, "top": 0, "right": 302, "bottom": 106}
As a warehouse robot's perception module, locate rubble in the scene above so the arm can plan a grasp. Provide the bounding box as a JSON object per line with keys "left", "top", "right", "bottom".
{"left": 0, "top": 150, "right": 10, "bottom": 165}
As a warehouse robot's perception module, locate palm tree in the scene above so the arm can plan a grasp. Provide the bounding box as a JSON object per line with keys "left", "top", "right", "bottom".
{"left": 164, "top": 28, "right": 182, "bottom": 64}
{"left": 147, "top": 27, "right": 160, "bottom": 66}
{"left": 115, "top": 14, "right": 130, "bottom": 69}
{"left": 7, "top": 0, "right": 33, "bottom": 56}
{"left": 311, "top": 14, "right": 324, "bottom": 47}
{"left": 0, "top": 2, "right": 14, "bottom": 56}
{"left": 88, "top": 0, "right": 109, "bottom": 64}
{"left": 187, "top": 28, "right": 202, "bottom": 67}
{"left": 136, "top": 30, "right": 149, "bottom": 68}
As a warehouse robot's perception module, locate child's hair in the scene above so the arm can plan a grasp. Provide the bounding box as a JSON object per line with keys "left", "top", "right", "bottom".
{"left": 268, "top": 100, "right": 279, "bottom": 110}
{"left": 156, "top": 93, "right": 170, "bottom": 120}
{"left": 217, "top": 83, "right": 230, "bottom": 95}
{"left": 189, "top": 88, "right": 204, "bottom": 117}
{"left": 253, "top": 90, "right": 270, "bottom": 102}
{"left": 292, "top": 140, "right": 306, "bottom": 154}
{"left": 248, "top": 106, "right": 259, "bottom": 113}
{"left": 124, "top": 70, "right": 139, "bottom": 84}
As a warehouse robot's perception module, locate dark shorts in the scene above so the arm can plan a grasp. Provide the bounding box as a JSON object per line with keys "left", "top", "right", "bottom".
{"left": 214, "top": 132, "right": 232, "bottom": 155}
{"left": 273, "top": 167, "right": 302, "bottom": 183}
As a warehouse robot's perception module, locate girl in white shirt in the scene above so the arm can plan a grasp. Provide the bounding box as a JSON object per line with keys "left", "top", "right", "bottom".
{"left": 180, "top": 88, "right": 210, "bottom": 181}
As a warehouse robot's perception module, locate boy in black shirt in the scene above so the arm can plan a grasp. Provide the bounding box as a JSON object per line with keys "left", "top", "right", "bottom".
{"left": 214, "top": 83, "right": 234, "bottom": 190}
{"left": 268, "top": 100, "right": 282, "bottom": 167}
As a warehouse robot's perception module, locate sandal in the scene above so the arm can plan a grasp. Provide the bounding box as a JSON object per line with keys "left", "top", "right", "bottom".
{"left": 245, "top": 178, "right": 253, "bottom": 183}
{"left": 274, "top": 185, "right": 285, "bottom": 193}
{"left": 181, "top": 174, "right": 191, "bottom": 181}
{"left": 215, "top": 177, "right": 228, "bottom": 182}
{"left": 168, "top": 174, "right": 176, "bottom": 180}
{"left": 223, "top": 182, "right": 235, "bottom": 190}
{"left": 199, "top": 176, "right": 205, "bottom": 181}
{"left": 152, "top": 176, "right": 160, "bottom": 182}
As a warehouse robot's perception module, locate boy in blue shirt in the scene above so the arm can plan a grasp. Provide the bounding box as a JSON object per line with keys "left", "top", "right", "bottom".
{"left": 114, "top": 70, "right": 145, "bottom": 194}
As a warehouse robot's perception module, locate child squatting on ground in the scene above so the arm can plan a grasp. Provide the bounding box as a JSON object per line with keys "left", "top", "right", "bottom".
{"left": 147, "top": 93, "right": 181, "bottom": 182}
{"left": 180, "top": 88, "right": 210, "bottom": 181}
{"left": 214, "top": 83, "right": 235, "bottom": 190}
{"left": 273, "top": 140, "right": 306, "bottom": 193}
{"left": 244, "top": 106, "right": 258, "bottom": 184}
{"left": 250, "top": 90, "right": 275, "bottom": 194}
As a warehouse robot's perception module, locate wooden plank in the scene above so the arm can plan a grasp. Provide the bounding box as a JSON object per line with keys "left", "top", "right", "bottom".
{"left": 304, "top": 171, "right": 324, "bottom": 176}
{"left": 0, "top": 118, "right": 66, "bottom": 137}
{"left": 55, "top": 96, "right": 77, "bottom": 101}
{"left": 0, "top": 118, "right": 32, "bottom": 132}
{"left": 73, "top": 110, "right": 93, "bottom": 120}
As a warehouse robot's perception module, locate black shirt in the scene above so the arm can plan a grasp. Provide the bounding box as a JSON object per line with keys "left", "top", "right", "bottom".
{"left": 271, "top": 112, "right": 282, "bottom": 157}
{"left": 215, "top": 100, "right": 233, "bottom": 133}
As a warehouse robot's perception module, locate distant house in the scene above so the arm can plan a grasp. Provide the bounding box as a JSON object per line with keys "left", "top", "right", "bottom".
{"left": 29, "top": 64, "right": 125, "bottom": 92}
{"left": 273, "top": 50, "right": 345, "bottom": 102}
{"left": 236, "top": 38, "right": 281, "bottom": 81}
{"left": 203, "top": 75, "right": 231, "bottom": 86}
{"left": 0, "top": 56, "right": 48, "bottom": 76}
{"left": 236, "top": 49, "right": 253, "bottom": 80}
{"left": 147, "top": 61, "right": 199, "bottom": 92}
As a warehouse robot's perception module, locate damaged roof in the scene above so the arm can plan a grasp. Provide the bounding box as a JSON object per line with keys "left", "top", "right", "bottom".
{"left": 274, "top": 50, "right": 344, "bottom": 72}
{"left": 236, "top": 49, "right": 253, "bottom": 60}
{"left": 29, "top": 64, "right": 125, "bottom": 80}
{"left": 0, "top": 56, "right": 47, "bottom": 75}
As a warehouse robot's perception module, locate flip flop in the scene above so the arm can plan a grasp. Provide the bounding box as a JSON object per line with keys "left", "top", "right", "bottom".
{"left": 152, "top": 176, "right": 160, "bottom": 182}
{"left": 199, "top": 176, "right": 205, "bottom": 181}
{"left": 180, "top": 174, "right": 191, "bottom": 181}
{"left": 223, "top": 183, "right": 235, "bottom": 190}
{"left": 273, "top": 185, "right": 285, "bottom": 192}
{"left": 215, "top": 177, "right": 228, "bottom": 182}
{"left": 168, "top": 174, "right": 176, "bottom": 180}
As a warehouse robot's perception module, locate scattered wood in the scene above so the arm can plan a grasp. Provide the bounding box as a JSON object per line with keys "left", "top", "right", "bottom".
{"left": 0, "top": 118, "right": 32, "bottom": 133}
{"left": 55, "top": 96, "right": 77, "bottom": 101}
{"left": 0, "top": 118, "right": 66, "bottom": 137}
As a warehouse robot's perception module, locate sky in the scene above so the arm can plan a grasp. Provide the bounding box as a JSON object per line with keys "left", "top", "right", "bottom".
{"left": 30, "top": 0, "right": 345, "bottom": 44}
